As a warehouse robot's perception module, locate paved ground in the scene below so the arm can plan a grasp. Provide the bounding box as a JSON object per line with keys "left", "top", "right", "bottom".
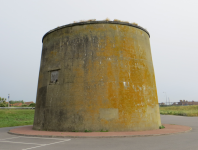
{"left": 0, "top": 115, "right": 198, "bottom": 150}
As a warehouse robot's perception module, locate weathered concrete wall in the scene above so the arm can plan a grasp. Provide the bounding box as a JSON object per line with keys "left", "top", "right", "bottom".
{"left": 33, "top": 21, "right": 161, "bottom": 131}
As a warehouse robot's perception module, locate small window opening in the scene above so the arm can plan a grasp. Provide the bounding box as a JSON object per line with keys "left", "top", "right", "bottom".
{"left": 50, "top": 70, "right": 59, "bottom": 83}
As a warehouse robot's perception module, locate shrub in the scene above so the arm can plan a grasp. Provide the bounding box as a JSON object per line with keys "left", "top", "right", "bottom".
{"left": 104, "top": 18, "right": 110, "bottom": 21}
{"left": 132, "top": 22, "right": 138, "bottom": 26}
{"left": 0, "top": 103, "right": 6, "bottom": 107}
{"left": 29, "top": 103, "right": 36, "bottom": 107}
{"left": 113, "top": 19, "right": 121, "bottom": 22}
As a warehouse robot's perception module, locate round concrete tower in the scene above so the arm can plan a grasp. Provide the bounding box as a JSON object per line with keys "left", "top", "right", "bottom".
{"left": 33, "top": 21, "right": 161, "bottom": 132}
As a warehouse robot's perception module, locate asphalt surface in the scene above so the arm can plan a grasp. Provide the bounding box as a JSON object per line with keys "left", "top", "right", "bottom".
{"left": 0, "top": 115, "right": 197, "bottom": 150}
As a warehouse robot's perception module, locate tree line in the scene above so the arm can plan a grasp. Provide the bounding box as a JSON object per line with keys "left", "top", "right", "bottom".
{"left": 0, "top": 97, "right": 35, "bottom": 107}
{"left": 9, "top": 100, "right": 24, "bottom": 104}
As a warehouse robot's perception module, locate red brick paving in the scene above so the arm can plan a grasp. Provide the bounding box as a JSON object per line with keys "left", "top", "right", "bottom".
{"left": 8, "top": 124, "right": 191, "bottom": 138}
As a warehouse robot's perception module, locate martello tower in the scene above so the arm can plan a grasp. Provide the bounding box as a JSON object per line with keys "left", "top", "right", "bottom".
{"left": 33, "top": 20, "right": 161, "bottom": 131}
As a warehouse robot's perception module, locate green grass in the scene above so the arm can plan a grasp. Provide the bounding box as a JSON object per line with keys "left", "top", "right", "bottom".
{"left": 84, "top": 129, "right": 92, "bottom": 132}
{"left": 1, "top": 106, "right": 197, "bottom": 128}
{"left": 160, "top": 105, "right": 198, "bottom": 116}
{"left": 0, "top": 109, "right": 35, "bottom": 128}
{"left": 100, "top": 129, "right": 108, "bottom": 132}
{"left": 159, "top": 125, "right": 165, "bottom": 129}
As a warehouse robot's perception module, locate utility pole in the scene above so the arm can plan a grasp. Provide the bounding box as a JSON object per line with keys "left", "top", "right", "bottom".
{"left": 8, "top": 94, "right": 10, "bottom": 107}
{"left": 163, "top": 92, "right": 167, "bottom": 106}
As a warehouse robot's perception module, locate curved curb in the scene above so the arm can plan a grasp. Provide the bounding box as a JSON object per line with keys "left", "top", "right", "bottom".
{"left": 8, "top": 124, "right": 192, "bottom": 138}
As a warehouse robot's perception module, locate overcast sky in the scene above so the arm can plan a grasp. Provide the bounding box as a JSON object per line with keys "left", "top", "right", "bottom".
{"left": 0, "top": 0, "right": 198, "bottom": 103}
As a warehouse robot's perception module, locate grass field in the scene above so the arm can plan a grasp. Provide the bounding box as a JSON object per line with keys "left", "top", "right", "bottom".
{"left": 0, "top": 106, "right": 198, "bottom": 128}
{"left": 160, "top": 105, "right": 198, "bottom": 116}
{"left": 0, "top": 109, "right": 35, "bottom": 128}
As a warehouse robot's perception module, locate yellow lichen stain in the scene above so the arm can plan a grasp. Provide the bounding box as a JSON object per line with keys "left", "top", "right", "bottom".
{"left": 51, "top": 51, "right": 57, "bottom": 55}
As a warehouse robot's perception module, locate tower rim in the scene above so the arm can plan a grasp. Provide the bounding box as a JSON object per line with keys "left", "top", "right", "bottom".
{"left": 42, "top": 21, "right": 150, "bottom": 43}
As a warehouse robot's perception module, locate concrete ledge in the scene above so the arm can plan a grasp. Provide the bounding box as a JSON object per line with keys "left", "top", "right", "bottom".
{"left": 8, "top": 124, "right": 192, "bottom": 138}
